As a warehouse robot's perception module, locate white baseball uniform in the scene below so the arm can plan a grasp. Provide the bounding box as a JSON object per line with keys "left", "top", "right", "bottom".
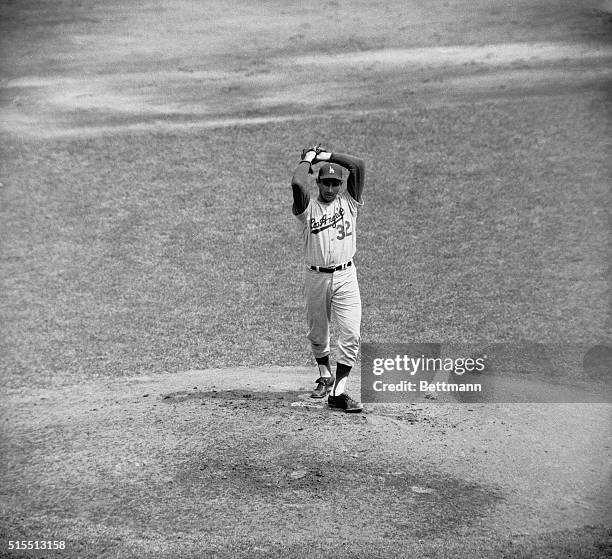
{"left": 291, "top": 153, "right": 365, "bottom": 367}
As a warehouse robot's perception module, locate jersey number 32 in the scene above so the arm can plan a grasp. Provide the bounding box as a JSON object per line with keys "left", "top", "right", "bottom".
{"left": 336, "top": 221, "right": 352, "bottom": 240}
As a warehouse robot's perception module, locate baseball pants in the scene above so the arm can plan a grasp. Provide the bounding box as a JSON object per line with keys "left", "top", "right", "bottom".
{"left": 303, "top": 264, "right": 361, "bottom": 367}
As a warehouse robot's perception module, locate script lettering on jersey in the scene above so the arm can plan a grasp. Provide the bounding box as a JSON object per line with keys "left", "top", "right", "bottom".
{"left": 310, "top": 208, "right": 345, "bottom": 235}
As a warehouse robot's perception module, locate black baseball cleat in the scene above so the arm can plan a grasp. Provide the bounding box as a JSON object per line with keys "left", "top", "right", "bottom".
{"left": 327, "top": 393, "right": 363, "bottom": 413}
{"left": 311, "top": 375, "right": 335, "bottom": 398}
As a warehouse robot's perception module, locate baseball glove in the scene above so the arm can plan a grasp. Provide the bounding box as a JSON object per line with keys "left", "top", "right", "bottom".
{"left": 300, "top": 144, "right": 328, "bottom": 173}
{"left": 301, "top": 143, "right": 324, "bottom": 161}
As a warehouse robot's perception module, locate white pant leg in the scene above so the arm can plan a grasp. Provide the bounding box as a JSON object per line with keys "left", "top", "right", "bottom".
{"left": 331, "top": 265, "right": 362, "bottom": 367}
{"left": 303, "top": 269, "right": 333, "bottom": 358}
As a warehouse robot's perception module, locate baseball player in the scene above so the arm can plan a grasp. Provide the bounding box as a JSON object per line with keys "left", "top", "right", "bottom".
{"left": 291, "top": 145, "right": 365, "bottom": 413}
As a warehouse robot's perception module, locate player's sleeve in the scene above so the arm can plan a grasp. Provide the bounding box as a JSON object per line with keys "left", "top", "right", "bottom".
{"left": 329, "top": 153, "right": 365, "bottom": 204}
{"left": 291, "top": 162, "right": 311, "bottom": 215}
{"left": 342, "top": 192, "right": 361, "bottom": 216}
{"left": 294, "top": 200, "right": 310, "bottom": 224}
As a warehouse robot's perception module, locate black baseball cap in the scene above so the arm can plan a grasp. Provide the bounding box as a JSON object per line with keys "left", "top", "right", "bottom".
{"left": 318, "top": 163, "right": 343, "bottom": 181}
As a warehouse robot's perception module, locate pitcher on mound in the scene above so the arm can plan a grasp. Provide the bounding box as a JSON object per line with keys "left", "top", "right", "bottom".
{"left": 291, "top": 145, "right": 366, "bottom": 413}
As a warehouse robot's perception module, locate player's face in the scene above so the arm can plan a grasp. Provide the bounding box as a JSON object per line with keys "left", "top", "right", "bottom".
{"left": 317, "top": 178, "right": 342, "bottom": 203}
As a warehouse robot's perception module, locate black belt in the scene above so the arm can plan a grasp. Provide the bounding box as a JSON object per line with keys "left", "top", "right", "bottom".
{"left": 310, "top": 261, "right": 352, "bottom": 273}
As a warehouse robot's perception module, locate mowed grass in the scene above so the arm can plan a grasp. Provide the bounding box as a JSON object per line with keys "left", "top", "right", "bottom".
{"left": 1, "top": 92, "right": 610, "bottom": 388}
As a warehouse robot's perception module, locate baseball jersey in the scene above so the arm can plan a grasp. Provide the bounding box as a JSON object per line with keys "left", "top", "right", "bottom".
{"left": 295, "top": 192, "right": 363, "bottom": 267}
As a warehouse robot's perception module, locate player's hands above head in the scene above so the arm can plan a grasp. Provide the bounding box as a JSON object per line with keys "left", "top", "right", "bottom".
{"left": 300, "top": 144, "right": 330, "bottom": 164}
{"left": 300, "top": 147, "right": 318, "bottom": 164}
{"left": 301, "top": 144, "right": 320, "bottom": 162}
{"left": 314, "top": 148, "right": 331, "bottom": 162}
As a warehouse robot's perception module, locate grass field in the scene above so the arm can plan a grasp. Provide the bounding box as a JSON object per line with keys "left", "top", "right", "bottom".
{"left": 1, "top": 1, "right": 611, "bottom": 558}
{"left": 1, "top": 94, "right": 609, "bottom": 387}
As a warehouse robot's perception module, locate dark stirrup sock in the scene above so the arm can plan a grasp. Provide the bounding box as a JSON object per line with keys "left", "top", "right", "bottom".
{"left": 333, "top": 362, "right": 352, "bottom": 395}
{"left": 316, "top": 355, "right": 332, "bottom": 378}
